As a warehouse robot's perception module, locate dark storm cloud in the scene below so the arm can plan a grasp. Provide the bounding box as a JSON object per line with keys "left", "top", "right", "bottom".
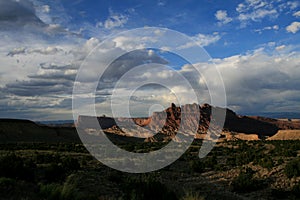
{"left": 55, "top": 98, "right": 72, "bottom": 109}
{"left": 0, "top": 0, "right": 45, "bottom": 28}
{"left": 2, "top": 60, "right": 79, "bottom": 97}
{"left": 0, "top": 0, "right": 82, "bottom": 38}
{"left": 28, "top": 73, "right": 76, "bottom": 81}
{"left": 239, "top": 70, "right": 298, "bottom": 90}
{"left": 4, "top": 79, "right": 74, "bottom": 96}
{"left": 7, "top": 47, "right": 26, "bottom": 57}
{"left": 7, "top": 47, "right": 73, "bottom": 57}
{"left": 211, "top": 51, "right": 300, "bottom": 113}
{"left": 40, "top": 63, "right": 79, "bottom": 70}
{"left": 102, "top": 49, "right": 167, "bottom": 80}
{"left": 0, "top": 108, "right": 67, "bottom": 120}
{"left": 95, "top": 90, "right": 112, "bottom": 96}
{"left": 97, "top": 49, "right": 168, "bottom": 89}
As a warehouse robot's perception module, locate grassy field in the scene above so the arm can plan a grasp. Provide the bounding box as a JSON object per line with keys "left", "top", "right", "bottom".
{"left": 0, "top": 140, "right": 299, "bottom": 200}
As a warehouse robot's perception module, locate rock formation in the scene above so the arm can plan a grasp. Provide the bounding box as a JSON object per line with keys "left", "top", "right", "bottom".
{"left": 77, "top": 103, "right": 297, "bottom": 141}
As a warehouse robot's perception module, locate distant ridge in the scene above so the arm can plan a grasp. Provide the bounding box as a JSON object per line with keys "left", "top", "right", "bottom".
{"left": 36, "top": 120, "right": 75, "bottom": 125}
{"left": 0, "top": 103, "right": 299, "bottom": 143}
{"left": 243, "top": 112, "right": 300, "bottom": 119}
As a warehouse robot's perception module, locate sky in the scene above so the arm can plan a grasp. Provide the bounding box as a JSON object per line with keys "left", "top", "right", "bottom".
{"left": 0, "top": 0, "right": 300, "bottom": 120}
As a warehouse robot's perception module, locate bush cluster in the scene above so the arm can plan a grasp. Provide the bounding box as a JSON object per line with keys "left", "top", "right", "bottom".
{"left": 231, "top": 167, "right": 264, "bottom": 193}
{"left": 122, "top": 175, "right": 177, "bottom": 200}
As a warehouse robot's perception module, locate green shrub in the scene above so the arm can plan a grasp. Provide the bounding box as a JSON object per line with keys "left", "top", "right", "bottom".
{"left": 226, "top": 157, "right": 236, "bottom": 167}
{"left": 258, "top": 157, "right": 274, "bottom": 170}
{"left": 181, "top": 191, "right": 205, "bottom": 200}
{"left": 35, "top": 153, "right": 61, "bottom": 164}
{"left": 0, "top": 153, "right": 34, "bottom": 181}
{"left": 61, "top": 157, "right": 80, "bottom": 172}
{"left": 277, "top": 158, "right": 284, "bottom": 165}
{"left": 122, "top": 176, "right": 178, "bottom": 200}
{"left": 189, "top": 160, "right": 204, "bottom": 173}
{"left": 292, "top": 182, "right": 300, "bottom": 197}
{"left": 39, "top": 183, "right": 63, "bottom": 200}
{"left": 235, "top": 151, "right": 255, "bottom": 166}
{"left": 283, "top": 149, "right": 297, "bottom": 157}
{"left": 61, "top": 183, "right": 77, "bottom": 200}
{"left": 284, "top": 159, "right": 300, "bottom": 178}
{"left": 204, "top": 155, "right": 217, "bottom": 169}
{"left": 231, "top": 168, "right": 262, "bottom": 193}
{"left": 0, "top": 177, "right": 38, "bottom": 199}
{"left": 44, "top": 163, "right": 66, "bottom": 182}
{"left": 0, "top": 177, "right": 16, "bottom": 196}
{"left": 107, "top": 170, "right": 123, "bottom": 183}
{"left": 39, "top": 183, "right": 76, "bottom": 200}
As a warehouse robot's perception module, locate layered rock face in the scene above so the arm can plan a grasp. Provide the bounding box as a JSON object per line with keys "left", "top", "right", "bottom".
{"left": 77, "top": 103, "right": 291, "bottom": 141}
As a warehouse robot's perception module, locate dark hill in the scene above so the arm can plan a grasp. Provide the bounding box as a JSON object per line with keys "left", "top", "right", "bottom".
{"left": 0, "top": 118, "right": 80, "bottom": 143}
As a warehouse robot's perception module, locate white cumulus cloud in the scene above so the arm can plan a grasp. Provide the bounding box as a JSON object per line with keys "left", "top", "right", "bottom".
{"left": 42, "top": 5, "right": 50, "bottom": 13}
{"left": 275, "top": 45, "right": 286, "bottom": 51}
{"left": 215, "top": 10, "right": 233, "bottom": 25}
{"left": 198, "top": 49, "right": 300, "bottom": 113}
{"left": 293, "top": 11, "right": 300, "bottom": 17}
{"left": 286, "top": 21, "right": 300, "bottom": 33}
{"left": 100, "top": 9, "right": 128, "bottom": 29}
{"left": 178, "top": 33, "right": 221, "bottom": 49}
{"left": 235, "top": 0, "right": 280, "bottom": 27}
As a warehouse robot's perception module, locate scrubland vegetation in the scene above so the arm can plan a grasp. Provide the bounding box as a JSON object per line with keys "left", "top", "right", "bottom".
{"left": 0, "top": 140, "right": 299, "bottom": 199}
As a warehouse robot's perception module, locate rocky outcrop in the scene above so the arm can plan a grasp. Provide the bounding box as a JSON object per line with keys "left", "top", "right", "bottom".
{"left": 267, "top": 130, "right": 300, "bottom": 140}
